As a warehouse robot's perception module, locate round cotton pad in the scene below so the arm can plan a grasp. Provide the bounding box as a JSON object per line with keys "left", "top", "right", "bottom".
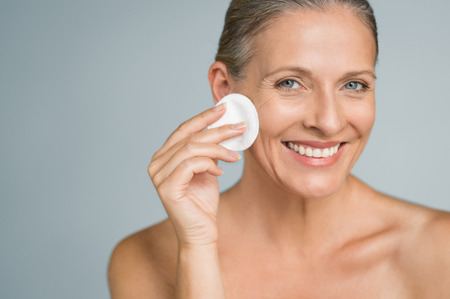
{"left": 207, "top": 93, "right": 259, "bottom": 151}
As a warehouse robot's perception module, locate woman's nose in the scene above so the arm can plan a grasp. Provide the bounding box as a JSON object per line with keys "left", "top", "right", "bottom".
{"left": 302, "top": 90, "right": 346, "bottom": 136}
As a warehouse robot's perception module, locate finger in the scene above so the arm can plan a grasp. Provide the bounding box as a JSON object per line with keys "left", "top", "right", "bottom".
{"left": 153, "top": 104, "right": 227, "bottom": 161}
{"left": 149, "top": 122, "right": 246, "bottom": 177}
{"left": 158, "top": 157, "right": 223, "bottom": 201}
{"left": 152, "top": 143, "right": 240, "bottom": 187}
{"left": 192, "top": 121, "right": 247, "bottom": 144}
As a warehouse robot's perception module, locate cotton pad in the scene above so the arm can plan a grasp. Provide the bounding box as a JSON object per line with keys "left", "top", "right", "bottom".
{"left": 208, "top": 93, "right": 259, "bottom": 151}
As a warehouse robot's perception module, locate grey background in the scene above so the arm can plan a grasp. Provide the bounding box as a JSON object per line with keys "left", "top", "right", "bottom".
{"left": 1, "top": 0, "right": 449, "bottom": 298}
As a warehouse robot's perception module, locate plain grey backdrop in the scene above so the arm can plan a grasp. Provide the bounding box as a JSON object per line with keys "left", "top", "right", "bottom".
{"left": 1, "top": 0, "right": 449, "bottom": 298}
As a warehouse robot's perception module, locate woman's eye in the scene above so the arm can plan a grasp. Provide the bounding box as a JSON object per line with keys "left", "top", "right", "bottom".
{"left": 279, "top": 79, "right": 300, "bottom": 89}
{"left": 344, "top": 81, "right": 365, "bottom": 91}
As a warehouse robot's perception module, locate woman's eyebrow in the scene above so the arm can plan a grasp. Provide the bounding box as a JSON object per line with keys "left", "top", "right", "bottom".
{"left": 262, "top": 66, "right": 313, "bottom": 79}
{"left": 262, "top": 67, "right": 376, "bottom": 80}
{"left": 341, "top": 70, "right": 377, "bottom": 80}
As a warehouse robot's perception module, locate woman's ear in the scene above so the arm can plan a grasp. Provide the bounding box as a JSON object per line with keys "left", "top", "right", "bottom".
{"left": 208, "top": 61, "right": 233, "bottom": 104}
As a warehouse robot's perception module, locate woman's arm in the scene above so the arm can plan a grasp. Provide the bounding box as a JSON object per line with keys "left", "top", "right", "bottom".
{"left": 176, "top": 243, "right": 226, "bottom": 299}
{"left": 109, "top": 105, "right": 244, "bottom": 298}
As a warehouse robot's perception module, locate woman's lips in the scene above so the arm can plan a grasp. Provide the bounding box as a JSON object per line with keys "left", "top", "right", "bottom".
{"left": 283, "top": 141, "right": 345, "bottom": 167}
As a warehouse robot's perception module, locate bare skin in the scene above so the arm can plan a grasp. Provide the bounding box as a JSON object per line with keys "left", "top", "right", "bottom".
{"left": 109, "top": 192, "right": 450, "bottom": 298}
{"left": 108, "top": 6, "right": 450, "bottom": 299}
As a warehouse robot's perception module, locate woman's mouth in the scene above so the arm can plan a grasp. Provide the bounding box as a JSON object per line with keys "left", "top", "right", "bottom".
{"left": 284, "top": 141, "right": 341, "bottom": 158}
{"left": 282, "top": 141, "right": 345, "bottom": 167}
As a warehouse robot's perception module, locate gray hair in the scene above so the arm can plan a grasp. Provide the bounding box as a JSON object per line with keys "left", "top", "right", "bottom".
{"left": 215, "top": 0, "right": 378, "bottom": 79}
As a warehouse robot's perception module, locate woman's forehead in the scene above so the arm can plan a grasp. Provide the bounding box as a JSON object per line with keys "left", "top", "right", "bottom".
{"left": 250, "top": 8, "right": 377, "bottom": 76}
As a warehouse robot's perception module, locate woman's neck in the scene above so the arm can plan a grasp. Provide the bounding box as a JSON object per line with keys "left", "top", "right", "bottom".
{"left": 218, "top": 155, "right": 376, "bottom": 258}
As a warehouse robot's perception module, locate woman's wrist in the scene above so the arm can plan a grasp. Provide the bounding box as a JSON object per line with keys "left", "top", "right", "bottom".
{"left": 175, "top": 242, "right": 226, "bottom": 299}
{"left": 178, "top": 240, "right": 218, "bottom": 252}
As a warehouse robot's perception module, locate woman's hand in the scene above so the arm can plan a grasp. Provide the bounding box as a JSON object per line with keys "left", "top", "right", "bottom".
{"left": 148, "top": 104, "right": 245, "bottom": 248}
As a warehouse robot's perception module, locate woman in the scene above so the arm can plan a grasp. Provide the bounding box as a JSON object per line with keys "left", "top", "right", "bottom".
{"left": 108, "top": 0, "right": 450, "bottom": 298}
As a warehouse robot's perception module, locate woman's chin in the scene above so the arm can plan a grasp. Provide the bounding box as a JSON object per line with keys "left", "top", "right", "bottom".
{"left": 285, "top": 175, "right": 346, "bottom": 200}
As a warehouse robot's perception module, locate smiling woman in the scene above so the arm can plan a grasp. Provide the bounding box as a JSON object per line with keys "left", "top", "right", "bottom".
{"left": 108, "top": 1, "right": 450, "bottom": 298}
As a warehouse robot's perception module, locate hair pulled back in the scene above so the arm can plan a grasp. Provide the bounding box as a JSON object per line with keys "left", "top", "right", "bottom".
{"left": 215, "top": 0, "right": 378, "bottom": 79}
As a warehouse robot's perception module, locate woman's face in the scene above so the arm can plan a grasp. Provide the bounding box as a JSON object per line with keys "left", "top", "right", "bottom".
{"left": 233, "top": 7, "right": 377, "bottom": 199}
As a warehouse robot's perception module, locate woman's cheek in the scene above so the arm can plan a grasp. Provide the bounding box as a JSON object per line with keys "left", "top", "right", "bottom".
{"left": 353, "top": 100, "right": 375, "bottom": 135}
{"left": 340, "top": 96, "right": 375, "bottom": 135}
{"left": 255, "top": 98, "right": 301, "bottom": 136}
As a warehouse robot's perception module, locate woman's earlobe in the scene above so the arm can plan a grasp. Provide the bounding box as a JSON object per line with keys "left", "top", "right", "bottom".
{"left": 208, "top": 61, "right": 231, "bottom": 103}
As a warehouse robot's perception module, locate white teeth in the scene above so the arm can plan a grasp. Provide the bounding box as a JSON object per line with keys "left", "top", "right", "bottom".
{"left": 299, "top": 145, "right": 305, "bottom": 155}
{"left": 286, "top": 142, "right": 341, "bottom": 158}
{"left": 334, "top": 144, "right": 339, "bottom": 154}
{"left": 312, "top": 149, "right": 321, "bottom": 158}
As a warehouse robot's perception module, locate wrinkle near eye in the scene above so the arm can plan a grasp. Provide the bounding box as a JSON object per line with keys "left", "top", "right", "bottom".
{"left": 259, "top": 77, "right": 276, "bottom": 89}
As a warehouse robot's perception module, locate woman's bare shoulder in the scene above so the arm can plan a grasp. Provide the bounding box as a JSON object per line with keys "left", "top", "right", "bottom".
{"left": 372, "top": 189, "right": 449, "bottom": 226}
{"left": 407, "top": 207, "right": 450, "bottom": 295}
{"left": 403, "top": 203, "right": 450, "bottom": 262}
{"left": 378, "top": 192, "right": 450, "bottom": 241}
{"left": 378, "top": 193, "right": 450, "bottom": 295}
{"left": 108, "top": 219, "right": 178, "bottom": 298}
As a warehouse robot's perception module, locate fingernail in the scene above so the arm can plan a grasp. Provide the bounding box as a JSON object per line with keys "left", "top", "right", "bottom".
{"left": 231, "top": 122, "right": 247, "bottom": 130}
{"left": 229, "top": 150, "right": 241, "bottom": 160}
{"left": 212, "top": 103, "right": 226, "bottom": 112}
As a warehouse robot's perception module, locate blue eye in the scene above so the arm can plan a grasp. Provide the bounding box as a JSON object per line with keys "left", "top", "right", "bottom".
{"left": 344, "top": 81, "right": 366, "bottom": 91}
{"left": 279, "top": 79, "right": 300, "bottom": 89}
